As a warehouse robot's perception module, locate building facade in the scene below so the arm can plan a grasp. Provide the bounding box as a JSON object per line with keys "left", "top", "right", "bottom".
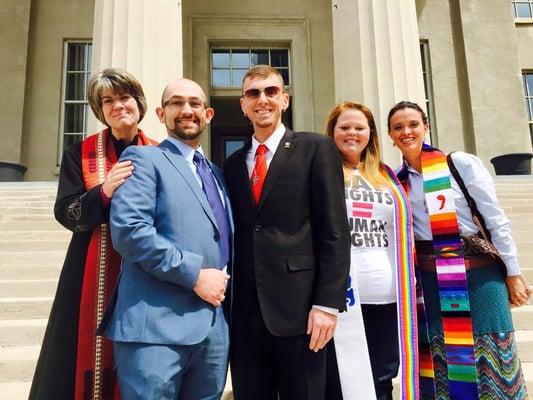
{"left": 1, "top": 0, "right": 532, "bottom": 180}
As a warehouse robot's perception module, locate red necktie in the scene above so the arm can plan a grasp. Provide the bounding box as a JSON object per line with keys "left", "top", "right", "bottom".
{"left": 251, "top": 144, "right": 268, "bottom": 205}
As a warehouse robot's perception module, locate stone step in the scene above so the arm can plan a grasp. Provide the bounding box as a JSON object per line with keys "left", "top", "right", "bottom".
{"left": 0, "top": 200, "right": 54, "bottom": 209}
{"left": 0, "top": 355, "right": 529, "bottom": 399}
{"left": 0, "top": 266, "right": 62, "bottom": 280}
{"left": 497, "top": 199, "right": 533, "bottom": 206}
{"left": 0, "top": 383, "right": 228, "bottom": 400}
{"left": 522, "top": 268, "right": 533, "bottom": 282}
{"left": 515, "top": 237, "right": 533, "bottom": 245}
{"left": 0, "top": 191, "right": 55, "bottom": 200}
{"left": 0, "top": 297, "right": 53, "bottom": 320}
{"left": 517, "top": 245, "right": 533, "bottom": 255}
{"left": 498, "top": 189, "right": 533, "bottom": 192}
{"left": 497, "top": 192, "right": 533, "bottom": 197}
{"left": 0, "top": 346, "right": 40, "bottom": 382}
{"left": 0, "top": 195, "right": 55, "bottom": 203}
{"left": 0, "top": 220, "right": 64, "bottom": 231}
{"left": 516, "top": 330, "right": 533, "bottom": 363}
{"left": 0, "top": 251, "right": 65, "bottom": 268}
{"left": 502, "top": 207, "right": 533, "bottom": 215}
{"left": 0, "top": 355, "right": 233, "bottom": 400}
{"left": 0, "top": 207, "right": 54, "bottom": 216}
{"left": 498, "top": 194, "right": 533, "bottom": 198}
{"left": 0, "top": 319, "right": 47, "bottom": 347}
{"left": 0, "top": 280, "right": 58, "bottom": 298}
{"left": 0, "top": 240, "right": 68, "bottom": 252}
{"left": 0, "top": 182, "right": 57, "bottom": 189}
{"left": 512, "top": 305, "right": 533, "bottom": 331}
{"left": 2, "top": 214, "right": 57, "bottom": 223}
{"left": 521, "top": 362, "right": 533, "bottom": 396}
{"left": 498, "top": 197, "right": 533, "bottom": 203}
{"left": 520, "top": 262, "right": 533, "bottom": 272}
{"left": 0, "top": 230, "right": 70, "bottom": 243}
{"left": 0, "top": 382, "right": 31, "bottom": 400}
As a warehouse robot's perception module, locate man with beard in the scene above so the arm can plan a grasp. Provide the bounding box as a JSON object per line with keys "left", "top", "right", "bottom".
{"left": 106, "top": 78, "right": 231, "bottom": 399}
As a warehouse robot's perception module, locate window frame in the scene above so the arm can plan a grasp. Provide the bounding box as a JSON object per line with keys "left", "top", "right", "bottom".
{"left": 523, "top": 71, "right": 533, "bottom": 145}
{"left": 57, "top": 40, "right": 92, "bottom": 164}
{"left": 209, "top": 45, "right": 291, "bottom": 96}
{"left": 512, "top": 1, "right": 533, "bottom": 22}
{"left": 420, "top": 40, "right": 437, "bottom": 146}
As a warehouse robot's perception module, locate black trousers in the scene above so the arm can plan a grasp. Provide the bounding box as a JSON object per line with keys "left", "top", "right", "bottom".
{"left": 230, "top": 292, "right": 327, "bottom": 400}
{"left": 325, "top": 303, "right": 399, "bottom": 400}
{"left": 362, "top": 303, "right": 399, "bottom": 400}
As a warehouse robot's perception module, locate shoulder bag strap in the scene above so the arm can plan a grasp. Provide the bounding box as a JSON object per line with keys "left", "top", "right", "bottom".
{"left": 446, "top": 152, "right": 493, "bottom": 243}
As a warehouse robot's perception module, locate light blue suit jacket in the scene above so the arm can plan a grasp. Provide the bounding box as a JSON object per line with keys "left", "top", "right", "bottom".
{"left": 107, "top": 139, "right": 232, "bottom": 345}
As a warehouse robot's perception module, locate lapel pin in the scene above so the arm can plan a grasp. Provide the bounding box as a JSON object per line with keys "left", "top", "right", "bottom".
{"left": 284, "top": 142, "right": 291, "bottom": 149}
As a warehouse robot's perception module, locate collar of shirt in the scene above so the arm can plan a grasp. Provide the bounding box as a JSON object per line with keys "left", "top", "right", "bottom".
{"left": 166, "top": 136, "right": 205, "bottom": 165}
{"left": 166, "top": 136, "right": 207, "bottom": 186}
{"left": 246, "top": 124, "right": 286, "bottom": 176}
{"left": 166, "top": 136, "right": 227, "bottom": 208}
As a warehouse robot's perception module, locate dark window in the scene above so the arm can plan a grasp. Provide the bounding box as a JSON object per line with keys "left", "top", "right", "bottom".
{"left": 211, "top": 48, "right": 291, "bottom": 88}
{"left": 60, "top": 42, "right": 92, "bottom": 159}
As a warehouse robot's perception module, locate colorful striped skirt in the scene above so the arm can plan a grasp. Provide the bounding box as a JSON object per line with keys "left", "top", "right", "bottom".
{"left": 420, "top": 262, "right": 528, "bottom": 399}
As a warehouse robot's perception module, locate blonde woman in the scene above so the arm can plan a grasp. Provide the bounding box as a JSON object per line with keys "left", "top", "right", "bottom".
{"left": 325, "top": 102, "right": 419, "bottom": 400}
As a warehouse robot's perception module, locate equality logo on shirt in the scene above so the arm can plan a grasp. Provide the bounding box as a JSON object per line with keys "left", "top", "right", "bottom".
{"left": 345, "top": 173, "right": 392, "bottom": 248}
{"left": 346, "top": 276, "right": 356, "bottom": 307}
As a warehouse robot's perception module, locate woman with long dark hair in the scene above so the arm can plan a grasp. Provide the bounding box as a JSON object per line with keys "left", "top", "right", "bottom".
{"left": 388, "top": 100, "right": 529, "bottom": 399}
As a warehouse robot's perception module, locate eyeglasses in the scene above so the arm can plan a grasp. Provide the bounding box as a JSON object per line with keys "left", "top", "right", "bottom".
{"left": 162, "top": 97, "right": 206, "bottom": 110}
{"left": 242, "top": 86, "right": 282, "bottom": 99}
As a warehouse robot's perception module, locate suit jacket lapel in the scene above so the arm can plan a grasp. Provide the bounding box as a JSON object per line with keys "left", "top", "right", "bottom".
{"left": 159, "top": 140, "right": 217, "bottom": 227}
{"left": 233, "top": 140, "right": 256, "bottom": 211}
{"left": 257, "top": 129, "right": 294, "bottom": 212}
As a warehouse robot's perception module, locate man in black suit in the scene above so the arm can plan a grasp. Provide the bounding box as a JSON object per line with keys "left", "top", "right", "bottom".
{"left": 223, "top": 65, "right": 350, "bottom": 400}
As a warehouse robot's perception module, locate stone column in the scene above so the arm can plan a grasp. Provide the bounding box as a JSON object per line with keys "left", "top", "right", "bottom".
{"left": 89, "top": 0, "right": 183, "bottom": 140}
{"left": 0, "top": 0, "right": 31, "bottom": 166}
{"left": 454, "top": 0, "right": 531, "bottom": 164}
{"left": 331, "top": 0, "right": 426, "bottom": 166}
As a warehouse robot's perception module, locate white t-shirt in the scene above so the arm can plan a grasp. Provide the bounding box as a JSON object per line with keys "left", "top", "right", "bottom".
{"left": 345, "top": 170, "right": 396, "bottom": 304}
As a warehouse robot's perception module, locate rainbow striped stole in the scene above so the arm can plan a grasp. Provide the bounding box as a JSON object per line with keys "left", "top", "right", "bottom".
{"left": 382, "top": 166, "right": 419, "bottom": 400}
{"left": 420, "top": 145, "right": 479, "bottom": 399}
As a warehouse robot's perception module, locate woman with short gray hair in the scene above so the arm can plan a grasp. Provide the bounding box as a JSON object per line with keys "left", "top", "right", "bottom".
{"left": 30, "top": 68, "right": 156, "bottom": 400}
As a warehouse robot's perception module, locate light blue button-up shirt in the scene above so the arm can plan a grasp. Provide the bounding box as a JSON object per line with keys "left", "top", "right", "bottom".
{"left": 402, "top": 151, "right": 520, "bottom": 276}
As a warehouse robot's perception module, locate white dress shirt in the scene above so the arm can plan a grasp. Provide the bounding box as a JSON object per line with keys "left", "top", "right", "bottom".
{"left": 403, "top": 151, "right": 520, "bottom": 276}
{"left": 245, "top": 124, "right": 286, "bottom": 176}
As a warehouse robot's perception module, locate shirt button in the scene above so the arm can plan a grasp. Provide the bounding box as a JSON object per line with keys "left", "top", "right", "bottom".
{"left": 254, "top": 225, "right": 262, "bottom": 232}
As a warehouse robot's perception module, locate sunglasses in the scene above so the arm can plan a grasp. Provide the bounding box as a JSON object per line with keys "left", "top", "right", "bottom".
{"left": 242, "top": 86, "right": 282, "bottom": 99}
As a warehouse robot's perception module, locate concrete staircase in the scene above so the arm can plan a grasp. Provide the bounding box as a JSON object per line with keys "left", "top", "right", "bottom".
{"left": 0, "top": 182, "right": 66, "bottom": 399}
{"left": 0, "top": 177, "right": 532, "bottom": 399}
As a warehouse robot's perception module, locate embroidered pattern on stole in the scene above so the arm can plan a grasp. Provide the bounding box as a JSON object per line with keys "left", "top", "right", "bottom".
{"left": 420, "top": 144, "right": 479, "bottom": 399}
